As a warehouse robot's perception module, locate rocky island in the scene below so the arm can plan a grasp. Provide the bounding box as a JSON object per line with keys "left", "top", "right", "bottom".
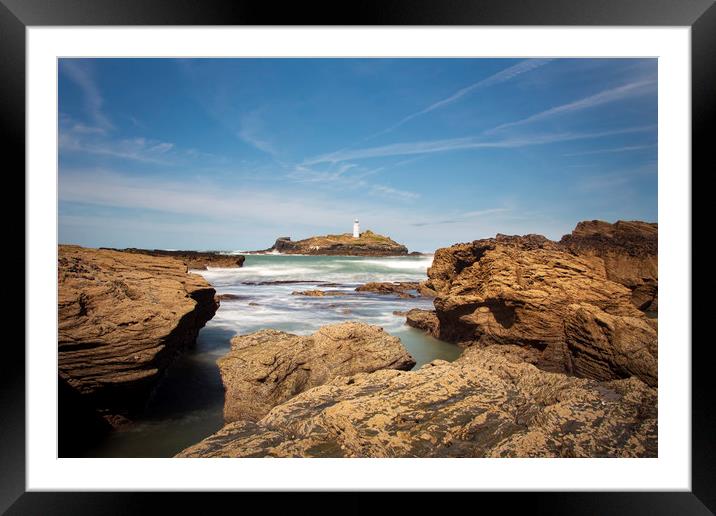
{"left": 262, "top": 230, "right": 409, "bottom": 256}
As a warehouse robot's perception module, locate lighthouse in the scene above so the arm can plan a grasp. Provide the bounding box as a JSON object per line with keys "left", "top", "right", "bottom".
{"left": 353, "top": 219, "right": 360, "bottom": 239}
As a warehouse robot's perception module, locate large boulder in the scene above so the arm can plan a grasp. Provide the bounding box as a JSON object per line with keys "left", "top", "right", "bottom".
{"left": 58, "top": 245, "right": 218, "bottom": 424}
{"left": 218, "top": 322, "right": 416, "bottom": 422}
{"left": 416, "top": 230, "right": 656, "bottom": 385}
{"left": 559, "top": 220, "right": 657, "bottom": 312}
{"left": 177, "top": 346, "right": 656, "bottom": 458}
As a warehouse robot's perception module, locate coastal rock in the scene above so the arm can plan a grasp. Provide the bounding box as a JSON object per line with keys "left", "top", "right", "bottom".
{"left": 217, "top": 293, "right": 248, "bottom": 301}
{"left": 405, "top": 309, "right": 440, "bottom": 338}
{"left": 109, "top": 248, "right": 245, "bottom": 270}
{"left": 559, "top": 220, "right": 657, "bottom": 312}
{"left": 58, "top": 245, "right": 218, "bottom": 423}
{"left": 177, "top": 346, "right": 656, "bottom": 458}
{"left": 355, "top": 281, "right": 419, "bottom": 298}
{"left": 418, "top": 230, "right": 656, "bottom": 385}
{"left": 218, "top": 322, "right": 416, "bottom": 422}
{"left": 417, "top": 280, "right": 437, "bottom": 298}
{"left": 291, "top": 290, "right": 351, "bottom": 297}
{"left": 266, "top": 230, "right": 409, "bottom": 256}
{"left": 564, "top": 304, "right": 657, "bottom": 386}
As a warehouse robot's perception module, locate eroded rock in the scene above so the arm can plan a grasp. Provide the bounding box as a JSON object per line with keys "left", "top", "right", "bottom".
{"left": 559, "top": 220, "right": 657, "bottom": 312}
{"left": 108, "top": 248, "right": 245, "bottom": 270}
{"left": 58, "top": 245, "right": 218, "bottom": 423}
{"left": 218, "top": 322, "right": 416, "bottom": 422}
{"left": 405, "top": 309, "right": 440, "bottom": 338}
{"left": 417, "top": 228, "right": 657, "bottom": 385}
{"left": 177, "top": 346, "right": 656, "bottom": 458}
{"left": 355, "top": 281, "right": 419, "bottom": 298}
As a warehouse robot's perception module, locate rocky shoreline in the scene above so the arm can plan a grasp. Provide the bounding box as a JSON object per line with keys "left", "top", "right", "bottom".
{"left": 105, "top": 248, "right": 246, "bottom": 270}
{"left": 59, "top": 219, "right": 658, "bottom": 458}
{"left": 407, "top": 220, "right": 657, "bottom": 387}
{"left": 178, "top": 345, "right": 656, "bottom": 458}
{"left": 58, "top": 245, "right": 219, "bottom": 453}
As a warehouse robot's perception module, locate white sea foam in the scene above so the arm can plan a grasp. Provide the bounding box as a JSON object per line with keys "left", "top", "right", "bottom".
{"left": 337, "top": 256, "right": 434, "bottom": 271}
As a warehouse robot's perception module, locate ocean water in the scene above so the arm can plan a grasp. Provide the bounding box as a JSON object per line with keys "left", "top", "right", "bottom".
{"left": 80, "top": 254, "right": 461, "bottom": 457}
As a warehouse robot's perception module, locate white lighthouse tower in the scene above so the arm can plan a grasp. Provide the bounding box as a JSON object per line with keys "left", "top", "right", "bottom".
{"left": 353, "top": 219, "right": 360, "bottom": 239}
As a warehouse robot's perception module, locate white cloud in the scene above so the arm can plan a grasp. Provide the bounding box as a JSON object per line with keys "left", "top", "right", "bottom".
{"left": 411, "top": 207, "right": 510, "bottom": 227}
{"left": 487, "top": 79, "right": 656, "bottom": 134}
{"left": 59, "top": 130, "right": 178, "bottom": 165}
{"left": 287, "top": 163, "right": 420, "bottom": 202}
{"left": 370, "top": 184, "right": 420, "bottom": 201}
{"left": 563, "top": 144, "right": 656, "bottom": 156}
{"left": 307, "top": 125, "right": 656, "bottom": 164}
{"left": 59, "top": 169, "right": 398, "bottom": 226}
{"left": 373, "top": 59, "right": 553, "bottom": 137}
{"left": 238, "top": 110, "right": 276, "bottom": 155}
{"left": 60, "top": 60, "right": 113, "bottom": 131}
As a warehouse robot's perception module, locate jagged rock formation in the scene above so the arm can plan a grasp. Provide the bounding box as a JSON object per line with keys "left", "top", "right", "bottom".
{"left": 559, "top": 220, "right": 657, "bottom": 312}
{"left": 108, "top": 248, "right": 245, "bottom": 270}
{"left": 218, "top": 322, "right": 415, "bottom": 422}
{"left": 177, "top": 346, "right": 656, "bottom": 458}
{"left": 415, "top": 223, "right": 657, "bottom": 386}
{"left": 58, "top": 245, "right": 218, "bottom": 425}
{"left": 264, "top": 230, "right": 409, "bottom": 256}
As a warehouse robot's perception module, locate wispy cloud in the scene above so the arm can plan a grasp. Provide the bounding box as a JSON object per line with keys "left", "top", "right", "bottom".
{"left": 60, "top": 60, "right": 113, "bottom": 131}
{"left": 59, "top": 169, "right": 423, "bottom": 231}
{"left": 60, "top": 128, "right": 177, "bottom": 165}
{"left": 287, "top": 163, "right": 420, "bottom": 202}
{"left": 238, "top": 110, "right": 276, "bottom": 155}
{"left": 411, "top": 207, "right": 510, "bottom": 227}
{"left": 306, "top": 125, "right": 656, "bottom": 164}
{"left": 372, "top": 59, "right": 553, "bottom": 138}
{"left": 575, "top": 163, "right": 656, "bottom": 193}
{"left": 487, "top": 79, "right": 656, "bottom": 134}
{"left": 563, "top": 144, "right": 656, "bottom": 156}
{"left": 370, "top": 184, "right": 420, "bottom": 201}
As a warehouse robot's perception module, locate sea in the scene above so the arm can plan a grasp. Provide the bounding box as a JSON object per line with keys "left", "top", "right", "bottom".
{"left": 80, "top": 253, "right": 461, "bottom": 457}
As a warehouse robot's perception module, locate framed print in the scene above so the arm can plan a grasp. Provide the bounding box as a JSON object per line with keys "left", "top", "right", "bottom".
{"left": 3, "top": 0, "right": 712, "bottom": 513}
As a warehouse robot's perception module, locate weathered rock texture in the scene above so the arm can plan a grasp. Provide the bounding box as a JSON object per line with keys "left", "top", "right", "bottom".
{"left": 219, "top": 322, "right": 416, "bottom": 422}
{"left": 355, "top": 281, "right": 419, "bottom": 298}
{"left": 405, "top": 309, "right": 440, "bottom": 337}
{"left": 560, "top": 220, "right": 657, "bottom": 312}
{"left": 109, "top": 248, "right": 245, "bottom": 270}
{"left": 266, "top": 230, "right": 409, "bottom": 256}
{"left": 177, "top": 346, "right": 656, "bottom": 458}
{"left": 58, "top": 245, "right": 218, "bottom": 423}
{"left": 418, "top": 225, "right": 657, "bottom": 386}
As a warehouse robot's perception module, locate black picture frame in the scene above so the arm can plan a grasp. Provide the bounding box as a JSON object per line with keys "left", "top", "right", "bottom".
{"left": 3, "top": 0, "right": 711, "bottom": 513}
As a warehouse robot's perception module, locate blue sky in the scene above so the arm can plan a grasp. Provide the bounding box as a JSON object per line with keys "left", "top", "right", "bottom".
{"left": 58, "top": 58, "right": 657, "bottom": 252}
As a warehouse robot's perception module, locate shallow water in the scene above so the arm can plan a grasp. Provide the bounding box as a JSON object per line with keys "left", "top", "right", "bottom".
{"left": 81, "top": 254, "right": 461, "bottom": 458}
